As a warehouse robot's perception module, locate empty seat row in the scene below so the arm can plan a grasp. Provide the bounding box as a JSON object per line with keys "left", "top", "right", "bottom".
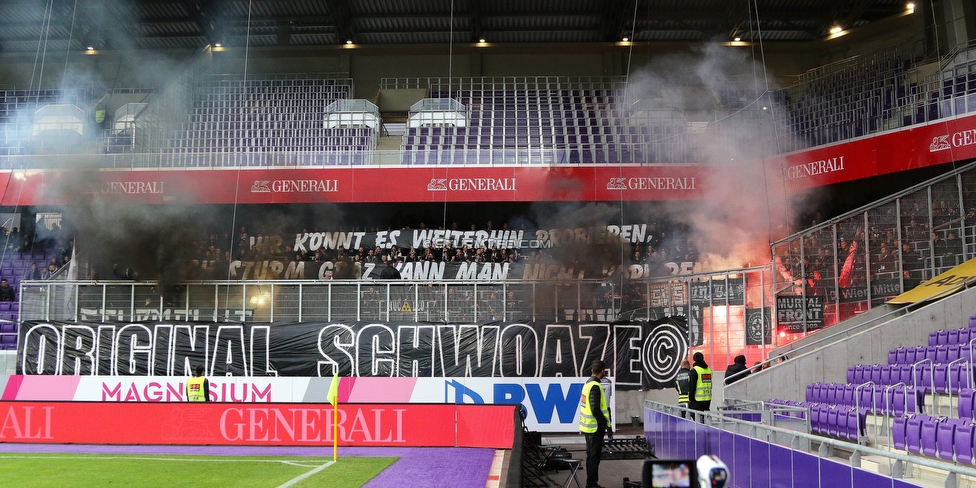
{"left": 809, "top": 403, "right": 864, "bottom": 442}
{"left": 847, "top": 363, "right": 972, "bottom": 394}
{"left": 891, "top": 415, "right": 976, "bottom": 464}
{"left": 806, "top": 382, "right": 921, "bottom": 416}
{"left": 928, "top": 327, "right": 976, "bottom": 346}
{"left": 886, "top": 344, "right": 972, "bottom": 365}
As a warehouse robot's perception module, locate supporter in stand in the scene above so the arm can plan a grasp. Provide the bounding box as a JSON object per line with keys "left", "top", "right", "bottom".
{"left": 23, "top": 262, "right": 42, "bottom": 280}
{"left": 0, "top": 279, "right": 15, "bottom": 302}
{"left": 724, "top": 355, "right": 750, "bottom": 385}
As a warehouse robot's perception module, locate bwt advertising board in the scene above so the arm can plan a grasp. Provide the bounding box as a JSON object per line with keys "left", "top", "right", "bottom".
{"left": 0, "top": 376, "right": 611, "bottom": 433}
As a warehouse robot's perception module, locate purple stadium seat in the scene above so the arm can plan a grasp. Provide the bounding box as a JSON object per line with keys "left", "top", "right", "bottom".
{"left": 871, "top": 364, "right": 883, "bottom": 384}
{"left": 857, "top": 384, "right": 875, "bottom": 413}
{"left": 810, "top": 404, "right": 825, "bottom": 434}
{"left": 895, "top": 347, "right": 908, "bottom": 365}
{"left": 0, "top": 321, "right": 15, "bottom": 333}
{"left": 929, "top": 331, "right": 939, "bottom": 346}
{"left": 956, "top": 422, "right": 976, "bottom": 464}
{"left": 826, "top": 407, "right": 839, "bottom": 437}
{"left": 806, "top": 383, "right": 815, "bottom": 402}
{"left": 906, "top": 415, "right": 929, "bottom": 454}
{"left": 891, "top": 388, "right": 907, "bottom": 417}
{"left": 938, "top": 329, "right": 950, "bottom": 346}
{"left": 969, "top": 314, "right": 976, "bottom": 329}
{"left": 892, "top": 416, "right": 909, "bottom": 450}
{"left": 936, "top": 346, "right": 949, "bottom": 364}
{"left": 847, "top": 366, "right": 856, "bottom": 384}
{"left": 888, "top": 348, "right": 899, "bottom": 364}
{"left": 959, "top": 388, "right": 976, "bottom": 419}
{"left": 914, "top": 363, "right": 933, "bottom": 393}
{"left": 947, "top": 344, "right": 962, "bottom": 364}
{"left": 959, "top": 328, "right": 972, "bottom": 345}
{"left": 905, "top": 346, "right": 918, "bottom": 364}
{"left": 925, "top": 346, "right": 939, "bottom": 362}
{"left": 949, "top": 362, "right": 971, "bottom": 394}
{"left": 948, "top": 328, "right": 960, "bottom": 345}
{"left": 854, "top": 364, "right": 868, "bottom": 383}
{"left": 841, "top": 383, "right": 855, "bottom": 406}
{"left": 827, "top": 383, "right": 839, "bottom": 404}
{"left": 880, "top": 365, "right": 892, "bottom": 385}
{"left": 897, "top": 364, "right": 914, "bottom": 386}
{"left": 921, "top": 417, "right": 942, "bottom": 457}
{"left": 934, "top": 363, "right": 949, "bottom": 393}
{"left": 936, "top": 419, "right": 958, "bottom": 460}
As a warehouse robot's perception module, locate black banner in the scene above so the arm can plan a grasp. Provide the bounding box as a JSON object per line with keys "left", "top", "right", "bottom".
{"left": 745, "top": 307, "right": 772, "bottom": 345}
{"left": 17, "top": 318, "right": 690, "bottom": 390}
{"left": 775, "top": 296, "right": 824, "bottom": 332}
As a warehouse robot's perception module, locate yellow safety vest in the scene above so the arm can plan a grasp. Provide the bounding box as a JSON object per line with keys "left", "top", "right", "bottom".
{"left": 579, "top": 380, "right": 610, "bottom": 434}
{"left": 693, "top": 365, "right": 712, "bottom": 401}
{"left": 187, "top": 376, "right": 207, "bottom": 402}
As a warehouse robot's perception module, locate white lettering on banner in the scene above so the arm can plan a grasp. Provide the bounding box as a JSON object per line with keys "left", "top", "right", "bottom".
{"left": 251, "top": 180, "right": 338, "bottom": 193}
{"left": 625, "top": 177, "right": 696, "bottom": 190}
{"left": 427, "top": 178, "right": 516, "bottom": 191}
{"left": 929, "top": 130, "right": 976, "bottom": 152}
{"left": 0, "top": 405, "right": 54, "bottom": 439}
{"left": 786, "top": 156, "right": 845, "bottom": 179}
{"left": 96, "top": 181, "right": 165, "bottom": 194}
{"left": 219, "top": 407, "right": 405, "bottom": 443}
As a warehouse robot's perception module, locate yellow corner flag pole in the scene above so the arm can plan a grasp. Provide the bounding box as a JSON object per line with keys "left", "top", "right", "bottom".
{"left": 327, "top": 374, "right": 339, "bottom": 461}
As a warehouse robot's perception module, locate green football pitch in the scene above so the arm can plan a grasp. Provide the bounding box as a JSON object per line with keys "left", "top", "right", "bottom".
{"left": 0, "top": 453, "right": 397, "bottom": 487}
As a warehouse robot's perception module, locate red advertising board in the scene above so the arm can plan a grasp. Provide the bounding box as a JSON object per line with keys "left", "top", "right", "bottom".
{"left": 1, "top": 113, "right": 972, "bottom": 205}
{"left": 0, "top": 402, "right": 514, "bottom": 449}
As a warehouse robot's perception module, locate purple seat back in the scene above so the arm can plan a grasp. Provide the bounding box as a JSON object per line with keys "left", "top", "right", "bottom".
{"left": 959, "top": 388, "right": 976, "bottom": 419}
{"left": 854, "top": 364, "right": 868, "bottom": 383}
{"left": 892, "top": 416, "right": 909, "bottom": 450}
{"left": 895, "top": 347, "right": 908, "bottom": 364}
{"left": 842, "top": 384, "right": 855, "bottom": 406}
{"left": 880, "top": 365, "right": 892, "bottom": 385}
{"left": 847, "top": 366, "right": 856, "bottom": 384}
{"left": 970, "top": 314, "right": 976, "bottom": 329}
{"left": 936, "top": 419, "right": 957, "bottom": 460}
{"left": 806, "top": 383, "right": 815, "bottom": 402}
{"left": 914, "top": 363, "right": 934, "bottom": 393}
{"left": 949, "top": 328, "right": 961, "bottom": 345}
{"left": 921, "top": 417, "right": 941, "bottom": 457}
{"left": 929, "top": 331, "right": 939, "bottom": 346}
{"left": 949, "top": 363, "right": 971, "bottom": 394}
{"left": 844, "top": 409, "right": 859, "bottom": 441}
{"left": 871, "top": 364, "right": 883, "bottom": 384}
{"left": 898, "top": 364, "right": 914, "bottom": 385}
{"left": 948, "top": 344, "right": 962, "bottom": 364}
{"left": 956, "top": 422, "right": 976, "bottom": 464}
{"left": 938, "top": 329, "right": 950, "bottom": 346}
{"left": 826, "top": 407, "right": 839, "bottom": 437}
{"left": 857, "top": 385, "right": 875, "bottom": 413}
{"left": 934, "top": 363, "right": 949, "bottom": 393}
{"left": 905, "top": 346, "right": 918, "bottom": 364}
{"left": 906, "top": 415, "right": 928, "bottom": 454}
{"left": 926, "top": 345, "right": 939, "bottom": 362}
{"left": 892, "top": 388, "right": 906, "bottom": 417}
{"left": 936, "top": 346, "right": 949, "bottom": 364}
{"left": 827, "top": 383, "right": 839, "bottom": 404}
{"left": 888, "top": 348, "right": 898, "bottom": 364}
{"left": 959, "top": 328, "right": 972, "bottom": 345}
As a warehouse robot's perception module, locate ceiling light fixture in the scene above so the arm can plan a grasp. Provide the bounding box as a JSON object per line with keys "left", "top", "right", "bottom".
{"left": 829, "top": 26, "right": 842, "bottom": 34}
{"left": 906, "top": 2, "right": 915, "bottom": 11}
{"left": 214, "top": 43, "right": 222, "bottom": 47}
{"left": 733, "top": 37, "right": 741, "bottom": 42}
{"left": 479, "top": 38, "right": 486, "bottom": 43}
{"left": 622, "top": 37, "right": 629, "bottom": 42}
{"left": 346, "top": 40, "right": 353, "bottom": 45}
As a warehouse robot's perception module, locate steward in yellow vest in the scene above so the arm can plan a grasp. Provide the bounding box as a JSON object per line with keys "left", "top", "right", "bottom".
{"left": 688, "top": 352, "right": 712, "bottom": 413}
{"left": 186, "top": 365, "right": 210, "bottom": 402}
{"left": 579, "top": 359, "right": 612, "bottom": 488}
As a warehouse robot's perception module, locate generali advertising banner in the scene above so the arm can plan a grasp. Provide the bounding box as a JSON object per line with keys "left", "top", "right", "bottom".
{"left": 0, "top": 376, "right": 604, "bottom": 432}
{"left": 16, "top": 319, "right": 688, "bottom": 391}
{"left": 0, "top": 165, "right": 710, "bottom": 206}
{"left": 778, "top": 112, "right": 976, "bottom": 190}
{"left": 0, "top": 401, "right": 514, "bottom": 448}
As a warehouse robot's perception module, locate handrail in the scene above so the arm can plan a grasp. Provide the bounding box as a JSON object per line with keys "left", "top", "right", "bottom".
{"left": 644, "top": 399, "right": 976, "bottom": 482}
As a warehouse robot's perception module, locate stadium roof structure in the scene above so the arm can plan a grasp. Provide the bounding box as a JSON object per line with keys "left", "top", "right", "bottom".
{"left": 0, "top": 0, "right": 912, "bottom": 53}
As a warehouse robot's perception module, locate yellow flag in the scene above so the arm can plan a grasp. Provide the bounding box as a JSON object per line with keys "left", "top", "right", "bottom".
{"left": 327, "top": 374, "right": 339, "bottom": 406}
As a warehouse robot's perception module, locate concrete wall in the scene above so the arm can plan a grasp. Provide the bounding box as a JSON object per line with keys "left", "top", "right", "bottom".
{"left": 725, "top": 285, "right": 976, "bottom": 403}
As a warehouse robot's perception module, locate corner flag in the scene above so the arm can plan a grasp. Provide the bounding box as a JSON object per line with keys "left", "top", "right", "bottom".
{"left": 328, "top": 374, "right": 339, "bottom": 461}
{"left": 327, "top": 374, "right": 339, "bottom": 406}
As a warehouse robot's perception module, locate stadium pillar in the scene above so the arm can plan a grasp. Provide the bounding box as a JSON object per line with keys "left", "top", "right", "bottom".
{"left": 941, "top": 0, "right": 976, "bottom": 49}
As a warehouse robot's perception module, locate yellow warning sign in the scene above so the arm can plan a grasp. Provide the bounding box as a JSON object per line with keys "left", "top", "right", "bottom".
{"left": 400, "top": 300, "right": 413, "bottom": 312}
{"left": 889, "top": 258, "right": 976, "bottom": 304}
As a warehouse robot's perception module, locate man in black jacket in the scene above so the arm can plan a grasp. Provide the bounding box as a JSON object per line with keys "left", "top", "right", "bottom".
{"left": 724, "top": 355, "right": 750, "bottom": 385}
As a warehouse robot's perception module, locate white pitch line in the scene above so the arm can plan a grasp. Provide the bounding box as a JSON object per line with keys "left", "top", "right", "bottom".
{"left": 0, "top": 454, "right": 330, "bottom": 464}
{"left": 276, "top": 460, "right": 335, "bottom": 488}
